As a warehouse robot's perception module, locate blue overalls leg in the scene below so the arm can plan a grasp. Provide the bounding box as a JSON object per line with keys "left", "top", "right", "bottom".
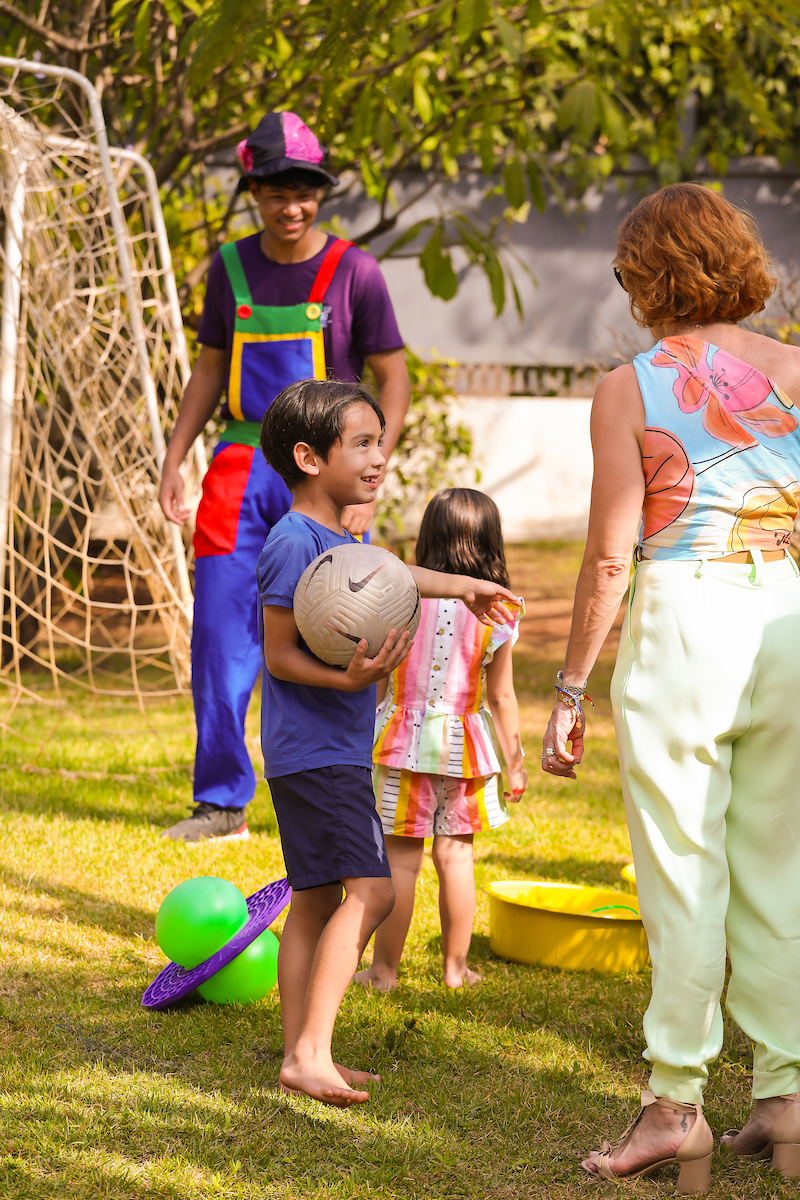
{"left": 191, "top": 237, "right": 353, "bottom": 810}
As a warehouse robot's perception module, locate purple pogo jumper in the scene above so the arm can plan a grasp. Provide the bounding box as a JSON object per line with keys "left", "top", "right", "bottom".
{"left": 141, "top": 877, "right": 291, "bottom": 1009}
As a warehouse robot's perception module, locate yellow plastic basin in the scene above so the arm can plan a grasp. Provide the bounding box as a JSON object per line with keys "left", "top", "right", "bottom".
{"left": 621, "top": 863, "right": 637, "bottom": 893}
{"left": 485, "top": 880, "right": 649, "bottom": 973}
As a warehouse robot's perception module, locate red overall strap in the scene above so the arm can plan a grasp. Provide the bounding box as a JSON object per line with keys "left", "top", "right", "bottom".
{"left": 308, "top": 238, "right": 353, "bottom": 303}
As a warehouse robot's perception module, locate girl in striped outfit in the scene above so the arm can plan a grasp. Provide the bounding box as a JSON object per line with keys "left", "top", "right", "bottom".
{"left": 356, "top": 489, "right": 527, "bottom": 989}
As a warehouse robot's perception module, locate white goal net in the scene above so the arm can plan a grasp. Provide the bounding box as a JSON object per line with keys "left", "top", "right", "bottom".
{"left": 0, "top": 58, "right": 202, "bottom": 738}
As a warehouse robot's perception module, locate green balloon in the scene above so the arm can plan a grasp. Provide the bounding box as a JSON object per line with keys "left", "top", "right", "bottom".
{"left": 197, "top": 929, "right": 279, "bottom": 1005}
{"left": 155, "top": 876, "right": 248, "bottom": 969}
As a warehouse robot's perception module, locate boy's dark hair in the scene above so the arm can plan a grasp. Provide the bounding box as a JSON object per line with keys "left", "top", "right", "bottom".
{"left": 415, "top": 488, "right": 510, "bottom": 588}
{"left": 260, "top": 379, "right": 385, "bottom": 488}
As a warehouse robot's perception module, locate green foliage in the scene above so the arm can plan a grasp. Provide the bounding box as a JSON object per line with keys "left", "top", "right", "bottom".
{"left": 754, "top": 271, "right": 800, "bottom": 349}
{"left": 418, "top": 225, "right": 458, "bottom": 301}
{"left": 373, "top": 351, "right": 474, "bottom": 546}
{"left": 3, "top": 1, "right": 800, "bottom": 319}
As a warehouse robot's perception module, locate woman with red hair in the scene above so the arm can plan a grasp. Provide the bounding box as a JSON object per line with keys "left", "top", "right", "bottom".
{"left": 541, "top": 183, "right": 800, "bottom": 1191}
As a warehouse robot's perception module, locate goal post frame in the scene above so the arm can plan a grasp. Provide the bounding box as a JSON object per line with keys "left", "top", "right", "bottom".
{"left": 0, "top": 150, "right": 25, "bottom": 626}
{"left": 0, "top": 56, "right": 198, "bottom": 623}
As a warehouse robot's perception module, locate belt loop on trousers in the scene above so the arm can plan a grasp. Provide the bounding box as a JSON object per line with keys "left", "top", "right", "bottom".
{"left": 694, "top": 557, "right": 707, "bottom": 578}
{"left": 750, "top": 547, "right": 764, "bottom": 586}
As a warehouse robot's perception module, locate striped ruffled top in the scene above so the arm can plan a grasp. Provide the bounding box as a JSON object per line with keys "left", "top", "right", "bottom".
{"left": 373, "top": 597, "right": 522, "bottom": 779}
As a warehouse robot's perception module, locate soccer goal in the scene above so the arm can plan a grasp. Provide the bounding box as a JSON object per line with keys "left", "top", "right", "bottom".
{"left": 0, "top": 57, "right": 204, "bottom": 737}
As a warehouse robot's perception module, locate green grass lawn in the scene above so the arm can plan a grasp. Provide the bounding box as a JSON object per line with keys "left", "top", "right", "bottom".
{"left": 0, "top": 544, "right": 792, "bottom": 1198}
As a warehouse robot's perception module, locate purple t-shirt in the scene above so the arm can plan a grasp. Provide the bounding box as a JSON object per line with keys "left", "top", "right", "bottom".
{"left": 198, "top": 232, "right": 404, "bottom": 418}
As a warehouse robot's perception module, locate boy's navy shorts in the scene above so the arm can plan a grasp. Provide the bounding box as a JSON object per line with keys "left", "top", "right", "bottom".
{"left": 267, "top": 765, "right": 391, "bottom": 891}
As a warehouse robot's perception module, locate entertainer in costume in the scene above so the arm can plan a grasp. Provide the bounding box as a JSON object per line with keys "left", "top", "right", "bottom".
{"left": 159, "top": 112, "right": 409, "bottom": 843}
{"left": 541, "top": 183, "right": 800, "bottom": 1192}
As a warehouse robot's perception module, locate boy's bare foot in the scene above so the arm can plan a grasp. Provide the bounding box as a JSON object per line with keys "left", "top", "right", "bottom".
{"left": 443, "top": 964, "right": 483, "bottom": 988}
{"left": 353, "top": 966, "right": 397, "bottom": 992}
{"left": 280, "top": 1054, "right": 370, "bottom": 1108}
{"left": 279, "top": 1062, "right": 379, "bottom": 1097}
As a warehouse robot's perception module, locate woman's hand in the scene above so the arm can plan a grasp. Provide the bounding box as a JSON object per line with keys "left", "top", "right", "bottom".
{"left": 541, "top": 700, "right": 585, "bottom": 779}
{"left": 505, "top": 764, "right": 529, "bottom": 802}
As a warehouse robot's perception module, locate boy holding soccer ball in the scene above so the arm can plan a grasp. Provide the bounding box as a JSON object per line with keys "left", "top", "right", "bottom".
{"left": 258, "top": 379, "right": 518, "bottom": 1108}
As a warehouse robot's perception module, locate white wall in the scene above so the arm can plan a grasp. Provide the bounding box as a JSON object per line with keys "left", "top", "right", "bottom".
{"left": 443, "top": 396, "right": 594, "bottom": 543}
{"left": 325, "top": 165, "right": 800, "bottom": 369}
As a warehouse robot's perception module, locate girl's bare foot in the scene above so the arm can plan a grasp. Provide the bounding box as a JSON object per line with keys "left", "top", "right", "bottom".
{"left": 721, "top": 1096, "right": 794, "bottom": 1156}
{"left": 443, "top": 963, "right": 482, "bottom": 988}
{"left": 353, "top": 966, "right": 397, "bottom": 991}
{"left": 280, "top": 1052, "right": 370, "bottom": 1107}
{"left": 582, "top": 1102, "right": 694, "bottom": 1178}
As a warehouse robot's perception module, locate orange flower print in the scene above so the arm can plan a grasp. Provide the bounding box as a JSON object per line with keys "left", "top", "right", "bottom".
{"left": 642, "top": 427, "right": 695, "bottom": 539}
{"left": 652, "top": 337, "right": 797, "bottom": 449}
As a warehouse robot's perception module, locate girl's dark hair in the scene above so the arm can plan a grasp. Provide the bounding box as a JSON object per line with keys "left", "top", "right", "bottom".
{"left": 260, "top": 379, "right": 384, "bottom": 488}
{"left": 415, "top": 488, "right": 510, "bottom": 588}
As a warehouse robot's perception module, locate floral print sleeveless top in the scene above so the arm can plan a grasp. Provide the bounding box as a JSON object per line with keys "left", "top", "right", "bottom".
{"left": 633, "top": 336, "right": 800, "bottom": 560}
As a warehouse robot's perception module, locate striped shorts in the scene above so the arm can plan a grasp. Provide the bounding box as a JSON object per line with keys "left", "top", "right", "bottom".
{"left": 373, "top": 765, "right": 509, "bottom": 837}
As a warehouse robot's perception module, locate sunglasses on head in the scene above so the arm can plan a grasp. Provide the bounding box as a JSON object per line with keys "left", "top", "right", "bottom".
{"left": 613, "top": 266, "right": 626, "bottom": 291}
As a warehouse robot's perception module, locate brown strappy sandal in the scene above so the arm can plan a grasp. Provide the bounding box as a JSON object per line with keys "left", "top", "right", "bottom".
{"left": 581, "top": 1090, "right": 713, "bottom": 1194}
{"left": 721, "top": 1093, "right": 800, "bottom": 1177}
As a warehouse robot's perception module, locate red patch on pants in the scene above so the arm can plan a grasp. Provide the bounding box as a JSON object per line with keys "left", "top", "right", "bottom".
{"left": 193, "top": 444, "right": 254, "bottom": 557}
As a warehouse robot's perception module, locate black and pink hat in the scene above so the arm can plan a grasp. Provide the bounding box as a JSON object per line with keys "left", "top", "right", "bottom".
{"left": 235, "top": 112, "right": 339, "bottom": 192}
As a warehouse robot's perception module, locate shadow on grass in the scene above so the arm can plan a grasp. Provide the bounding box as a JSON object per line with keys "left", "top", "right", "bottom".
{"left": 0, "top": 950, "right": 765, "bottom": 1199}
{"left": 0, "top": 864, "right": 154, "bottom": 939}
{"left": 0, "top": 774, "right": 189, "bottom": 830}
{"left": 478, "top": 852, "right": 632, "bottom": 889}
{"left": 0, "top": 1001, "right": 642, "bottom": 1197}
{"left": 0, "top": 772, "right": 280, "bottom": 838}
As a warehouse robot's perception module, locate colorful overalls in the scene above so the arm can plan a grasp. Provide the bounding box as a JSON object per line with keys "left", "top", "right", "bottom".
{"left": 192, "top": 237, "right": 352, "bottom": 810}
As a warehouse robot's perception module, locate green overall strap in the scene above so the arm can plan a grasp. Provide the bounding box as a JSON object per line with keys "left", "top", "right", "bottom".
{"left": 216, "top": 420, "right": 262, "bottom": 448}
{"left": 220, "top": 241, "right": 253, "bottom": 305}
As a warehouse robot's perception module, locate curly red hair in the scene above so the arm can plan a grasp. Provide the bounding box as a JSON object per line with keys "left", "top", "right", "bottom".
{"left": 614, "top": 183, "right": 776, "bottom": 328}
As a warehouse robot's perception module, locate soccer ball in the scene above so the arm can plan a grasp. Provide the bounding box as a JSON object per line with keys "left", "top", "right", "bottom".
{"left": 293, "top": 543, "right": 421, "bottom": 668}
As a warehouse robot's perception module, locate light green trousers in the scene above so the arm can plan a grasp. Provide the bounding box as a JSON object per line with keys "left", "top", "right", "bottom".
{"left": 611, "top": 552, "right": 800, "bottom": 1105}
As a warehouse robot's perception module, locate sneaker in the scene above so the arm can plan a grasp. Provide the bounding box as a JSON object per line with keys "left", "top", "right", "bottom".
{"left": 162, "top": 802, "right": 250, "bottom": 843}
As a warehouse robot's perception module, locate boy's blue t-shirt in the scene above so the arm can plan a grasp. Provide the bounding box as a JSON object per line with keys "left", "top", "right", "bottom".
{"left": 257, "top": 512, "right": 376, "bottom": 778}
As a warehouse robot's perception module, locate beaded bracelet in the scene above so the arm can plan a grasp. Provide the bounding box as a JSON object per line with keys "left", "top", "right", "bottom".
{"left": 554, "top": 670, "right": 594, "bottom": 721}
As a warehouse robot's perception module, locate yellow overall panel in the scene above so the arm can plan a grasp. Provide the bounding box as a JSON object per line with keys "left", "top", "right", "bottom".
{"left": 228, "top": 331, "right": 326, "bottom": 421}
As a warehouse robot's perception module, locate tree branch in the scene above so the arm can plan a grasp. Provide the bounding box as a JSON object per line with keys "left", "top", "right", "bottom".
{"left": 0, "top": 0, "right": 121, "bottom": 52}
{"left": 351, "top": 26, "right": 442, "bottom": 79}
{"left": 177, "top": 191, "right": 244, "bottom": 308}
{"left": 358, "top": 173, "right": 442, "bottom": 244}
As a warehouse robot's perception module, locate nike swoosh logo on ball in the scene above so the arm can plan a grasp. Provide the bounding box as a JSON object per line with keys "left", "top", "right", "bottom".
{"left": 348, "top": 565, "right": 385, "bottom": 592}
{"left": 302, "top": 554, "right": 333, "bottom": 595}
{"left": 323, "top": 622, "right": 361, "bottom": 644}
